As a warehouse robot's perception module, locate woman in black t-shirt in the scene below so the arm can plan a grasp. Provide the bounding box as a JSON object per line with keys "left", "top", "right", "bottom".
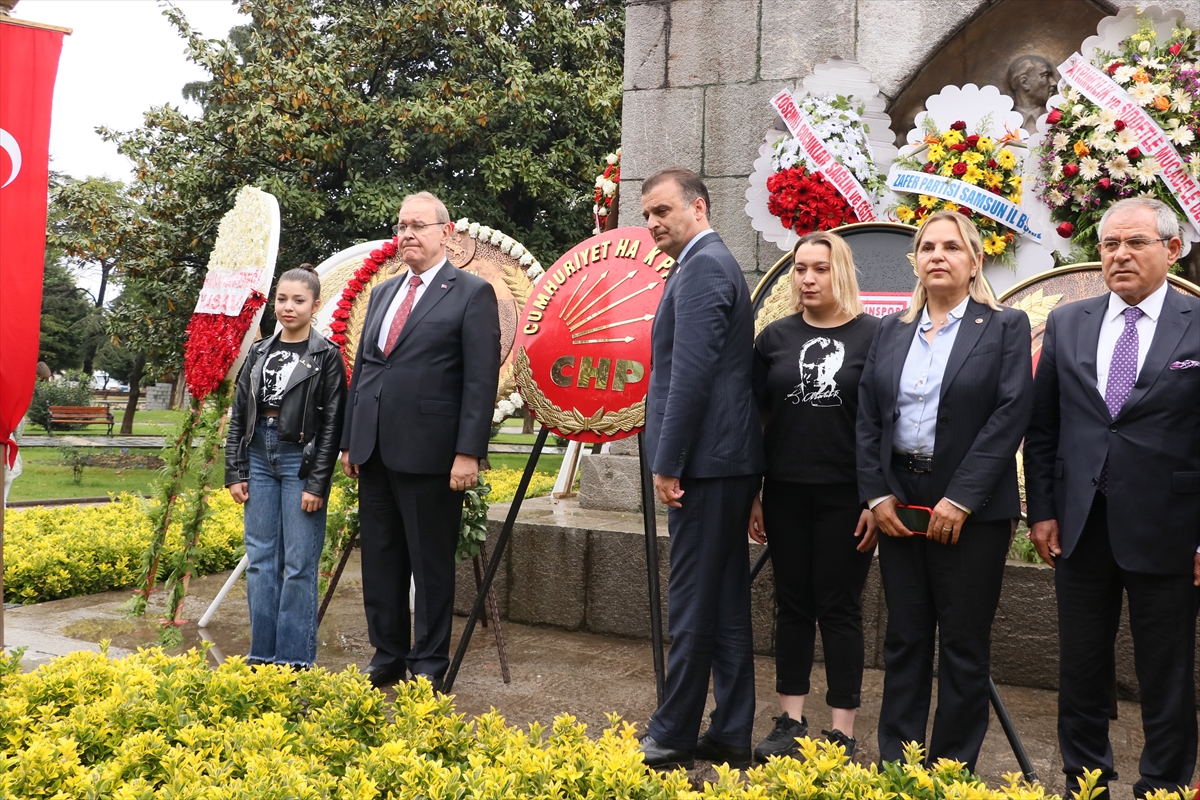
{"left": 749, "top": 231, "right": 880, "bottom": 761}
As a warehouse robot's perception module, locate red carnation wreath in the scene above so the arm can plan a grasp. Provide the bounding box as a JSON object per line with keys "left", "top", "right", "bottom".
{"left": 329, "top": 237, "right": 399, "bottom": 355}
{"left": 183, "top": 291, "right": 268, "bottom": 401}
{"left": 766, "top": 164, "right": 860, "bottom": 236}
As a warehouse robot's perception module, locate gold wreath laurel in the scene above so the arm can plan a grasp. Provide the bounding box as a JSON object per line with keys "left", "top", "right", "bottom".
{"left": 754, "top": 264, "right": 795, "bottom": 336}
{"left": 513, "top": 346, "right": 645, "bottom": 436}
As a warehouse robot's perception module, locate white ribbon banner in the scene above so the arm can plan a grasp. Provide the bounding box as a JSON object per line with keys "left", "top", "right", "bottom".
{"left": 194, "top": 268, "right": 269, "bottom": 316}
{"left": 887, "top": 168, "right": 1043, "bottom": 242}
{"left": 770, "top": 90, "right": 877, "bottom": 222}
{"left": 1059, "top": 52, "right": 1200, "bottom": 232}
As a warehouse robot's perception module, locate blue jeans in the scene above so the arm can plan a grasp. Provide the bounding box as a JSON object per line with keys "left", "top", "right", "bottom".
{"left": 243, "top": 418, "right": 327, "bottom": 667}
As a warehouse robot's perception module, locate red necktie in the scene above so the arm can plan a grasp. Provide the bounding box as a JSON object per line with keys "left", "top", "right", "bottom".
{"left": 382, "top": 274, "right": 422, "bottom": 357}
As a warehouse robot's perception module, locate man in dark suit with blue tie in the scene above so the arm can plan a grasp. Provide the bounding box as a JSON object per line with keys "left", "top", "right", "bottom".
{"left": 1025, "top": 197, "right": 1200, "bottom": 797}
{"left": 341, "top": 191, "right": 501, "bottom": 690}
{"left": 637, "top": 168, "right": 766, "bottom": 770}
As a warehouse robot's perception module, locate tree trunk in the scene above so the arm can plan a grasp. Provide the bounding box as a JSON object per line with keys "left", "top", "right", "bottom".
{"left": 120, "top": 354, "right": 146, "bottom": 435}
{"left": 522, "top": 409, "right": 534, "bottom": 434}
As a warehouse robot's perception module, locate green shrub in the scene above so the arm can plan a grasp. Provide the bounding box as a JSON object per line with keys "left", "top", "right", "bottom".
{"left": 0, "top": 646, "right": 1158, "bottom": 800}
{"left": 26, "top": 370, "right": 94, "bottom": 430}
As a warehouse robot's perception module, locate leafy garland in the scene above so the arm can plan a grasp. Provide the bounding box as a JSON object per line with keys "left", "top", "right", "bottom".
{"left": 1036, "top": 17, "right": 1199, "bottom": 259}
{"left": 766, "top": 95, "right": 885, "bottom": 236}
{"left": 593, "top": 149, "right": 621, "bottom": 234}
{"left": 891, "top": 117, "right": 1025, "bottom": 262}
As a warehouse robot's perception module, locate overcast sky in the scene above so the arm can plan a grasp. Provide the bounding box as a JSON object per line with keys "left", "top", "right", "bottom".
{"left": 17, "top": 0, "right": 250, "bottom": 181}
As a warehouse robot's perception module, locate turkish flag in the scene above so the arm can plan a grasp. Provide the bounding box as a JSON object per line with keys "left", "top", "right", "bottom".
{"left": 0, "top": 20, "right": 65, "bottom": 468}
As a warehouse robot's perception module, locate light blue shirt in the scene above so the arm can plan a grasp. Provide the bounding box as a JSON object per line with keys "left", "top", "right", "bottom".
{"left": 676, "top": 228, "right": 715, "bottom": 266}
{"left": 892, "top": 296, "right": 970, "bottom": 455}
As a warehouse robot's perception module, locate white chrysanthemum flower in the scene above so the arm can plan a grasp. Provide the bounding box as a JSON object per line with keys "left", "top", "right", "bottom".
{"left": 468, "top": 222, "right": 480, "bottom": 238}
{"left": 1141, "top": 57, "right": 1164, "bottom": 69}
{"left": 1048, "top": 188, "right": 1066, "bottom": 205}
{"left": 1072, "top": 184, "right": 1089, "bottom": 203}
{"left": 606, "top": 153, "right": 618, "bottom": 165}
{"left": 1050, "top": 156, "right": 1064, "bottom": 181}
{"left": 595, "top": 175, "right": 606, "bottom": 188}
{"left": 1106, "top": 154, "right": 1132, "bottom": 180}
{"left": 1077, "top": 114, "right": 1098, "bottom": 129}
{"left": 602, "top": 179, "right": 617, "bottom": 197}
{"left": 1072, "top": 104, "right": 1086, "bottom": 116}
{"left": 616, "top": 147, "right": 621, "bottom": 156}
{"left": 509, "top": 391, "right": 523, "bottom": 406}
{"left": 1053, "top": 132, "right": 1070, "bottom": 150}
{"left": 499, "top": 400, "right": 515, "bottom": 416}
{"left": 1171, "top": 88, "right": 1193, "bottom": 114}
{"left": 499, "top": 235, "right": 515, "bottom": 253}
{"left": 1138, "top": 40, "right": 1151, "bottom": 53}
{"left": 1188, "top": 156, "right": 1200, "bottom": 179}
{"left": 519, "top": 252, "right": 534, "bottom": 266}
{"left": 1088, "top": 131, "right": 1115, "bottom": 152}
{"left": 1113, "top": 65, "right": 1137, "bottom": 84}
{"left": 1128, "top": 83, "right": 1157, "bottom": 105}
{"left": 493, "top": 408, "right": 506, "bottom": 424}
{"left": 526, "top": 263, "right": 544, "bottom": 278}
{"left": 510, "top": 244, "right": 525, "bottom": 259}
{"left": 1113, "top": 129, "right": 1139, "bottom": 151}
{"left": 1063, "top": 87, "right": 1080, "bottom": 102}
{"left": 1134, "top": 158, "right": 1160, "bottom": 185}
{"left": 455, "top": 218, "right": 469, "bottom": 232}
{"left": 598, "top": 206, "right": 608, "bottom": 216}
{"left": 1079, "top": 156, "right": 1102, "bottom": 180}
{"left": 476, "top": 225, "right": 491, "bottom": 240}
{"left": 1097, "top": 109, "right": 1119, "bottom": 127}
{"left": 489, "top": 229, "right": 504, "bottom": 246}
{"left": 1167, "top": 125, "right": 1195, "bottom": 147}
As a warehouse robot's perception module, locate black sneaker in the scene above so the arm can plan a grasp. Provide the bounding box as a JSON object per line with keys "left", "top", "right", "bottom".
{"left": 822, "top": 728, "right": 857, "bottom": 760}
{"left": 753, "top": 712, "right": 808, "bottom": 763}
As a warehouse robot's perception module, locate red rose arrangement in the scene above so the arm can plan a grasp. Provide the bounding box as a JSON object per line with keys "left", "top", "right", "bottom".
{"left": 593, "top": 149, "right": 621, "bottom": 234}
{"left": 766, "top": 164, "right": 860, "bottom": 236}
{"left": 183, "top": 291, "right": 268, "bottom": 401}
{"left": 329, "top": 237, "right": 400, "bottom": 357}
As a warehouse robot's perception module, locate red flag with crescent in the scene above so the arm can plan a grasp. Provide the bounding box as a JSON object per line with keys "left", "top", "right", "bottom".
{"left": 0, "top": 19, "right": 66, "bottom": 468}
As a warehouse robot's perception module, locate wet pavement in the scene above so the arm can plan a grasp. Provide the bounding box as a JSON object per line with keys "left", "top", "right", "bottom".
{"left": 2, "top": 549, "right": 1191, "bottom": 798}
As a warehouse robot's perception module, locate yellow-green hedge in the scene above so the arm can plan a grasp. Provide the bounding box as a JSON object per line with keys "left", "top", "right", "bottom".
{"left": 3, "top": 493, "right": 248, "bottom": 605}
{"left": 1, "top": 647, "right": 1158, "bottom": 800}
{"left": 485, "top": 466, "right": 558, "bottom": 505}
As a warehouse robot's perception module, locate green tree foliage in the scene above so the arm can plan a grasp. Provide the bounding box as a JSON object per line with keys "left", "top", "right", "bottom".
{"left": 100, "top": 0, "right": 624, "bottom": 373}
{"left": 37, "top": 258, "right": 92, "bottom": 373}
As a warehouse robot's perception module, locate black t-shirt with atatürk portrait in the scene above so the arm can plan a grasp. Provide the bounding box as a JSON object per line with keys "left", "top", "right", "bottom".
{"left": 258, "top": 339, "right": 308, "bottom": 410}
{"left": 753, "top": 312, "right": 880, "bottom": 484}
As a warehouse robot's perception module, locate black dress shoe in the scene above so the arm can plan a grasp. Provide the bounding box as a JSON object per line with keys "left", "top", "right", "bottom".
{"left": 409, "top": 673, "right": 444, "bottom": 692}
{"left": 695, "top": 733, "right": 752, "bottom": 770}
{"left": 365, "top": 663, "right": 405, "bottom": 688}
{"left": 638, "top": 734, "right": 695, "bottom": 770}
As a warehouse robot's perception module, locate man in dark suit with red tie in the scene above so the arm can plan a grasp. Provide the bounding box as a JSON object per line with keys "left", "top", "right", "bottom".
{"left": 1025, "top": 197, "right": 1200, "bottom": 797}
{"left": 340, "top": 191, "right": 501, "bottom": 689}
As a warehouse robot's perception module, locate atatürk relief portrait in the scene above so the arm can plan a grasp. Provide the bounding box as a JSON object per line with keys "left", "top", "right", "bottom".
{"left": 1007, "top": 55, "right": 1058, "bottom": 132}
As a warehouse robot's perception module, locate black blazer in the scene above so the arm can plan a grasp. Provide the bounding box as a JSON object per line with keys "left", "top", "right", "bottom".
{"left": 340, "top": 260, "right": 501, "bottom": 475}
{"left": 857, "top": 299, "right": 1033, "bottom": 521}
{"left": 1025, "top": 289, "right": 1200, "bottom": 574}
{"left": 644, "top": 232, "right": 765, "bottom": 479}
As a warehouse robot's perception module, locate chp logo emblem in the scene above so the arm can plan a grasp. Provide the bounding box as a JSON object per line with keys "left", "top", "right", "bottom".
{"left": 514, "top": 227, "right": 674, "bottom": 442}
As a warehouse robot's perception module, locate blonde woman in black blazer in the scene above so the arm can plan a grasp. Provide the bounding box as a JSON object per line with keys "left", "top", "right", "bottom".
{"left": 856, "top": 210, "right": 1032, "bottom": 769}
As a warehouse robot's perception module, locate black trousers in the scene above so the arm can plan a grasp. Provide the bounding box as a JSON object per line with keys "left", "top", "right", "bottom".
{"left": 1057, "top": 492, "right": 1199, "bottom": 798}
{"left": 762, "top": 480, "right": 873, "bottom": 707}
{"left": 647, "top": 474, "right": 760, "bottom": 750}
{"left": 876, "top": 468, "right": 1010, "bottom": 771}
{"left": 357, "top": 446, "right": 463, "bottom": 679}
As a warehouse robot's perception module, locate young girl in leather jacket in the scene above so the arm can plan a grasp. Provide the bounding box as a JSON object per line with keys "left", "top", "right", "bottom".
{"left": 225, "top": 264, "right": 346, "bottom": 668}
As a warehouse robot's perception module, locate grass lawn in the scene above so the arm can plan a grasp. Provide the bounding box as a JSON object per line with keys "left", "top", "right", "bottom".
{"left": 31, "top": 408, "right": 188, "bottom": 438}
{"left": 8, "top": 448, "right": 225, "bottom": 503}
{"left": 486, "top": 451, "right": 564, "bottom": 475}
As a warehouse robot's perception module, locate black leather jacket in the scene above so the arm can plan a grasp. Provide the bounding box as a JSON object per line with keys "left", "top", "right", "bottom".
{"left": 225, "top": 328, "right": 347, "bottom": 497}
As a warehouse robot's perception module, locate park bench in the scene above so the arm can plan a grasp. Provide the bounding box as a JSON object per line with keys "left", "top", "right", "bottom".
{"left": 47, "top": 405, "right": 115, "bottom": 436}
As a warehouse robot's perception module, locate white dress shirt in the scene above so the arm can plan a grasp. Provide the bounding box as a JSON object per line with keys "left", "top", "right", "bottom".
{"left": 376, "top": 259, "right": 447, "bottom": 352}
{"left": 1095, "top": 280, "right": 1168, "bottom": 397}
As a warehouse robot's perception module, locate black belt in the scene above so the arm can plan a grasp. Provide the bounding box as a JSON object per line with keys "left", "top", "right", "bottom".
{"left": 892, "top": 452, "right": 933, "bottom": 473}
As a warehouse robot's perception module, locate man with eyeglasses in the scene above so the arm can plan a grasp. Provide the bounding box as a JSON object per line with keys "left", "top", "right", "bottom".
{"left": 1025, "top": 197, "right": 1200, "bottom": 797}
{"left": 340, "top": 191, "right": 501, "bottom": 690}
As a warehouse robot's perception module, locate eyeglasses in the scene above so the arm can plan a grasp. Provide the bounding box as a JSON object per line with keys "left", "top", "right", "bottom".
{"left": 1099, "top": 237, "right": 1170, "bottom": 254}
{"left": 392, "top": 221, "right": 440, "bottom": 236}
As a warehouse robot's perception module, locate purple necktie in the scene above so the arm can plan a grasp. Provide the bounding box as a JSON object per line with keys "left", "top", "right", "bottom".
{"left": 1099, "top": 306, "right": 1142, "bottom": 493}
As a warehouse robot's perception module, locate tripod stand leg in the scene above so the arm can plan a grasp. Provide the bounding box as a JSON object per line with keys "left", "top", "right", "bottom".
{"left": 989, "top": 676, "right": 1038, "bottom": 782}
{"left": 478, "top": 540, "right": 511, "bottom": 683}
{"left": 637, "top": 432, "right": 666, "bottom": 707}
{"left": 317, "top": 529, "right": 359, "bottom": 627}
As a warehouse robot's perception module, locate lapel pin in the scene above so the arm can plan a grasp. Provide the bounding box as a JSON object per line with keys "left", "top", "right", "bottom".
{"left": 441, "top": 283, "right": 448, "bottom": 289}
{"left": 975, "top": 318, "right": 983, "bottom": 324}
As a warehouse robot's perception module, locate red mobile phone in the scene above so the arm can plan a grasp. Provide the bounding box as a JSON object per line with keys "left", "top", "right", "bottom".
{"left": 894, "top": 504, "right": 932, "bottom": 534}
